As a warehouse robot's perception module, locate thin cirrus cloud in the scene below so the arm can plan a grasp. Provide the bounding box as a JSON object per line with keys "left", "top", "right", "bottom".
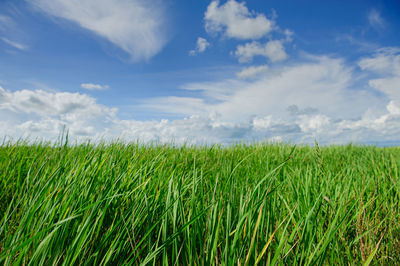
{"left": 29, "top": 0, "right": 168, "bottom": 62}
{"left": 368, "top": 9, "right": 385, "bottom": 30}
{"left": 81, "top": 83, "right": 109, "bottom": 91}
{"left": 1, "top": 37, "right": 28, "bottom": 51}
{"left": 0, "top": 15, "right": 13, "bottom": 31}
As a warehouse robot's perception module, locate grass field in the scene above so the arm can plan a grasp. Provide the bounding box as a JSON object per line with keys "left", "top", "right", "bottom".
{"left": 0, "top": 141, "right": 400, "bottom": 265}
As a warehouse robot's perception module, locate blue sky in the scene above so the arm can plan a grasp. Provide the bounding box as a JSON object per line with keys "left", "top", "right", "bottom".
{"left": 0, "top": 0, "right": 400, "bottom": 144}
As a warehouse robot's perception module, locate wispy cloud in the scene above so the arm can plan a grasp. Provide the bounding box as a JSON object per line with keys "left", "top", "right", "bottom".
{"left": 30, "top": 0, "right": 169, "bottom": 62}
{"left": 359, "top": 47, "right": 400, "bottom": 103}
{"left": 0, "top": 15, "right": 13, "bottom": 31}
{"left": 368, "top": 9, "right": 385, "bottom": 30}
{"left": 81, "top": 83, "right": 109, "bottom": 91}
{"left": 150, "top": 56, "right": 377, "bottom": 121}
{"left": 1, "top": 37, "right": 28, "bottom": 51}
{"left": 236, "top": 65, "right": 269, "bottom": 79}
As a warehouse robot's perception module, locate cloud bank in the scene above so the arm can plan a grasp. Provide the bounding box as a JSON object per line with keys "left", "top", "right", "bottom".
{"left": 1, "top": 48, "right": 400, "bottom": 145}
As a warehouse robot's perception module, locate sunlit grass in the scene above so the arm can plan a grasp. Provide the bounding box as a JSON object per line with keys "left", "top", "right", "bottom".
{"left": 0, "top": 140, "right": 399, "bottom": 265}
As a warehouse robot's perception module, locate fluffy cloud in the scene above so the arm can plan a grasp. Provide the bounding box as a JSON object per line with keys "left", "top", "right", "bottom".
{"left": 30, "top": 0, "right": 168, "bottom": 61}
{"left": 235, "top": 40, "right": 287, "bottom": 63}
{"left": 0, "top": 86, "right": 116, "bottom": 140}
{"left": 203, "top": 1, "right": 291, "bottom": 64}
{"left": 81, "top": 83, "right": 109, "bottom": 90}
{"left": 0, "top": 87, "right": 114, "bottom": 117}
{"left": 205, "top": 0, "right": 274, "bottom": 40}
{"left": 189, "top": 37, "right": 210, "bottom": 56}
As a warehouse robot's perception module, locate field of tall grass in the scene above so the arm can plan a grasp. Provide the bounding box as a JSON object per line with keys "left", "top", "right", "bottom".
{"left": 0, "top": 141, "right": 399, "bottom": 265}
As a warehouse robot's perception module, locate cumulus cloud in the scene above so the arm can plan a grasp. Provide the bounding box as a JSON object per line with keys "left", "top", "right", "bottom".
{"left": 205, "top": 0, "right": 275, "bottom": 40}
{"left": 0, "top": 87, "right": 114, "bottom": 117}
{"left": 236, "top": 65, "right": 269, "bottom": 79}
{"left": 234, "top": 40, "right": 287, "bottom": 63}
{"left": 0, "top": 86, "right": 117, "bottom": 140}
{"left": 203, "top": 1, "right": 291, "bottom": 64}
{"left": 30, "top": 0, "right": 168, "bottom": 61}
{"left": 189, "top": 37, "right": 210, "bottom": 56}
{"left": 109, "top": 105, "right": 400, "bottom": 145}
{"left": 81, "top": 83, "right": 109, "bottom": 90}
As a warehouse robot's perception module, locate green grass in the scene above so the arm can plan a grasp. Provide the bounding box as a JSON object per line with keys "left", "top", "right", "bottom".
{"left": 0, "top": 140, "right": 399, "bottom": 265}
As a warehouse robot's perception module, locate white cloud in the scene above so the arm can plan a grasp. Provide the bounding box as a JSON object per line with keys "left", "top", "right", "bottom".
{"left": 235, "top": 40, "right": 287, "bottom": 63}
{"left": 0, "top": 88, "right": 114, "bottom": 117}
{"left": 1, "top": 83, "right": 400, "bottom": 145}
{"left": 0, "top": 86, "right": 117, "bottom": 140}
{"left": 136, "top": 53, "right": 400, "bottom": 144}
{"left": 359, "top": 47, "right": 400, "bottom": 102}
{"left": 236, "top": 65, "right": 269, "bottom": 79}
{"left": 30, "top": 0, "right": 168, "bottom": 61}
{"left": 1, "top": 37, "right": 28, "bottom": 51}
{"left": 175, "top": 56, "right": 378, "bottom": 122}
{"left": 205, "top": 0, "right": 275, "bottom": 40}
{"left": 81, "top": 83, "right": 109, "bottom": 90}
{"left": 368, "top": 9, "right": 385, "bottom": 29}
{"left": 359, "top": 47, "right": 400, "bottom": 75}
{"left": 189, "top": 37, "right": 210, "bottom": 56}
{"left": 2, "top": 49, "right": 400, "bottom": 145}
{"left": 284, "top": 29, "right": 294, "bottom": 42}
{"left": 0, "top": 15, "right": 28, "bottom": 51}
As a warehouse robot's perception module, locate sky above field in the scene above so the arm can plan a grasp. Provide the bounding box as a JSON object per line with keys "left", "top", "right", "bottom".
{"left": 1, "top": 0, "right": 400, "bottom": 144}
